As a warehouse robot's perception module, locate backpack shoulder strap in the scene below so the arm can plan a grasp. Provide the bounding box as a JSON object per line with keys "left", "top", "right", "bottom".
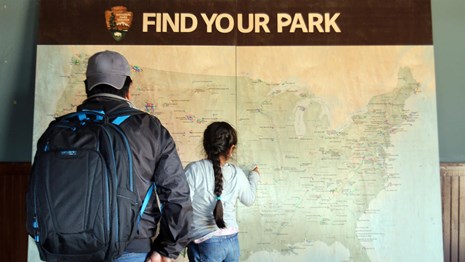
{"left": 107, "top": 107, "right": 148, "bottom": 125}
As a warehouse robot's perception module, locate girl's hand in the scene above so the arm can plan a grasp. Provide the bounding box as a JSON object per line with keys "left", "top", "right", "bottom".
{"left": 252, "top": 166, "right": 260, "bottom": 175}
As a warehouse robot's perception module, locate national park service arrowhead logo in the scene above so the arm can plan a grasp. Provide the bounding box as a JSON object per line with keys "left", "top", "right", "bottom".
{"left": 105, "top": 6, "right": 133, "bottom": 41}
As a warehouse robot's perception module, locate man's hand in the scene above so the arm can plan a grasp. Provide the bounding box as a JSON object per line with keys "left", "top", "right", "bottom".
{"left": 145, "top": 251, "right": 175, "bottom": 262}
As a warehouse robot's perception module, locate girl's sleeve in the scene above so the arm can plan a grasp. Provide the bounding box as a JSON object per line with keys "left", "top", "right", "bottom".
{"left": 184, "top": 163, "right": 196, "bottom": 201}
{"left": 237, "top": 167, "right": 260, "bottom": 206}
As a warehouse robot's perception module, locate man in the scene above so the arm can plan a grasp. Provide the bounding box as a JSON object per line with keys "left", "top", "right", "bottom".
{"left": 81, "top": 50, "right": 192, "bottom": 262}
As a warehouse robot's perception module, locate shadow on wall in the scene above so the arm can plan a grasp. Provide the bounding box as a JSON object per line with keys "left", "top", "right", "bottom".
{"left": 1, "top": 1, "right": 38, "bottom": 162}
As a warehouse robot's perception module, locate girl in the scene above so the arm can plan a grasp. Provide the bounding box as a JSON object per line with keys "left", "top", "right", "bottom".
{"left": 184, "top": 121, "right": 260, "bottom": 262}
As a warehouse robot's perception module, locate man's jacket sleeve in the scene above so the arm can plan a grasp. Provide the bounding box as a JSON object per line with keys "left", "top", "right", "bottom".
{"left": 151, "top": 124, "right": 193, "bottom": 259}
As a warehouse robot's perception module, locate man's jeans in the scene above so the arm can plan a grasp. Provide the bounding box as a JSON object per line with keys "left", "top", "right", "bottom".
{"left": 114, "top": 252, "right": 148, "bottom": 262}
{"left": 187, "top": 233, "right": 240, "bottom": 262}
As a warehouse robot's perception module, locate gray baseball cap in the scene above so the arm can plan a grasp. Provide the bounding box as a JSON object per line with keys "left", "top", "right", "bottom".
{"left": 85, "top": 50, "right": 131, "bottom": 91}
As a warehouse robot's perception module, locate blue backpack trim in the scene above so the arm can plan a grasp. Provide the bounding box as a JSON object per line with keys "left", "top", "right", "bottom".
{"left": 75, "top": 109, "right": 105, "bottom": 121}
{"left": 112, "top": 115, "right": 130, "bottom": 125}
{"left": 137, "top": 183, "right": 156, "bottom": 228}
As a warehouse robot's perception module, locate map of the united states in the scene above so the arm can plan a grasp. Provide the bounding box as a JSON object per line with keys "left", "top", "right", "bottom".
{"left": 31, "top": 46, "right": 443, "bottom": 262}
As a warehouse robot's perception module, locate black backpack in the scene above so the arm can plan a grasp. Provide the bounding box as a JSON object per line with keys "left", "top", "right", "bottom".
{"left": 26, "top": 108, "right": 155, "bottom": 261}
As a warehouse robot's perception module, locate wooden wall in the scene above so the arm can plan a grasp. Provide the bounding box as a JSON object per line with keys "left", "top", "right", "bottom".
{"left": 1, "top": 162, "right": 464, "bottom": 261}
{"left": 0, "top": 162, "right": 30, "bottom": 262}
{"left": 441, "top": 163, "right": 465, "bottom": 262}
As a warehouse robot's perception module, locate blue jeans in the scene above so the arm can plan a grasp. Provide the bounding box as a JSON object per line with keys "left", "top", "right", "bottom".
{"left": 187, "top": 233, "right": 240, "bottom": 262}
{"left": 113, "top": 252, "right": 148, "bottom": 262}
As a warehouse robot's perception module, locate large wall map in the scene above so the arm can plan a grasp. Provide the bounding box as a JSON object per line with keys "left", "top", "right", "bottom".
{"left": 31, "top": 45, "right": 443, "bottom": 261}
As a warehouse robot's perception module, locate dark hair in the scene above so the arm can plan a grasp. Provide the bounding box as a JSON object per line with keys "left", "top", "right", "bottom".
{"left": 203, "top": 121, "right": 238, "bottom": 229}
{"left": 85, "top": 76, "right": 132, "bottom": 98}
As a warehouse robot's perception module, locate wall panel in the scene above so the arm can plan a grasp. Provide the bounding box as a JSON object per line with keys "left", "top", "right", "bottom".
{"left": 441, "top": 163, "right": 465, "bottom": 262}
{"left": 0, "top": 163, "right": 30, "bottom": 262}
